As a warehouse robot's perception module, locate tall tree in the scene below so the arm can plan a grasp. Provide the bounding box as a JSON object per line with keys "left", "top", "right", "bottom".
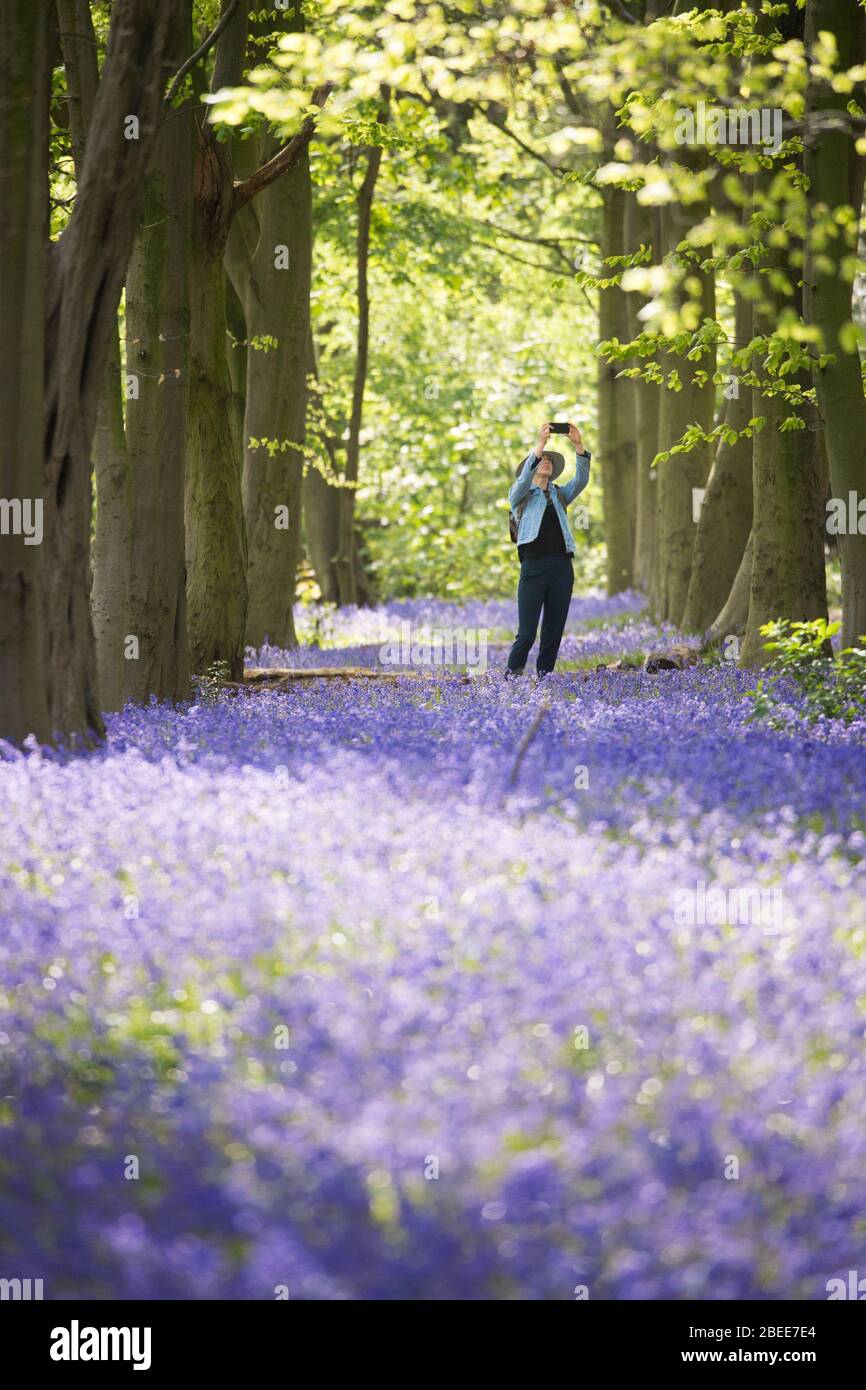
{"left": 58, "top": 0, "right": 131, "bottom": 714}
{"left": 0, "top": 0, "right": 52, "bottom": 743}
{"left": 185, "top": 0, "right": 328, "bottom": 677}
{"left": 682, "top": 248, "right": 754, "bottom": 633}
{"left": 653, "top": 195, "right": 716, "bottom": 627}
{"left": 226, "top": 6, "right": 314, "bottom": 650}
{"left": 597, "top": 185, "right": 638, "bottom": 594}
{"left": 704, "top": 531, "right": 753, "bottom": 652}
{"left": 92, "top": 1, "right": 195, "bottom": 710}
{"left": 803, "top": 0, "right": 866, "bottom": 649}
{"left": 335, "top": 112, "right": 387, "bottom": 607}
{"left": 741, "top": 246, "right": 828, "bottom": 666}
{"left": 303, "top": 324, "right": 342, "bottom": 604}
{"left": 626, "top": 197, "right": 661, "bottom": 597}
{"left": 2, "top": 0, "right": 180, "bottom": 742}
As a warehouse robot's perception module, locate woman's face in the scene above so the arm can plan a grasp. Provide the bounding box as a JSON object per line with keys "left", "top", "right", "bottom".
{"left": 536, "top": 454, "right": 554, "bottom": 482}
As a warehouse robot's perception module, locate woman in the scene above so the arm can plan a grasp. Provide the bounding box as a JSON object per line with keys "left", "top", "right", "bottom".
{"left": 505, "top": 421, "right": 590, "bottom": 677}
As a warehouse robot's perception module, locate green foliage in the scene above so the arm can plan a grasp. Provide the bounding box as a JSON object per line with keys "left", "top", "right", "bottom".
{"left": 298, "top": 27, "right": 606, "bottom": 600}
{"left": 747, "top": 620, "right": 866, "bottom": 726}
{"left": 309, "top": 223, "right": 604, "bottom": 597}
{"left": 46, "top": 0, "right": 866, "bottom": 611}
{"left": 193, "top": 661, "right": 231, "bottom": 705}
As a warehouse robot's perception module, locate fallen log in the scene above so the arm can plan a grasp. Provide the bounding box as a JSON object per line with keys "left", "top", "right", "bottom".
{"left": 593, "top": 658, "right": 641, "bottom": 672}
{"left": 589, "top": 646, "right": 700, "bottom": 674}
{"left": 642, "top": 645, "right": 700, "bottom": 673}
{"left": 237, "top": 666, "right": 472, "bottom": 686}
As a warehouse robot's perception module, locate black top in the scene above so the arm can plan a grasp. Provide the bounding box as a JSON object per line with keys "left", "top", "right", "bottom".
{"left": 518, "top": 488, "right": 569, "bottom": 560}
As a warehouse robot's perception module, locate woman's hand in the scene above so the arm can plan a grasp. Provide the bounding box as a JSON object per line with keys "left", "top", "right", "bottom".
{"left": 534, "top": 423, "right": 551, "bottom": 459}
{"left": 567, "top": 423, "right": 584, "bottom": 451}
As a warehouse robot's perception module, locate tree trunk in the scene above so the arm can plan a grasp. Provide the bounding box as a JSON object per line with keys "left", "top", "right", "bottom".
{"left": 704, "top": 531, "right": 752, "bottom": 650}
{"left": 654, "top": 201, "right": 716, "bottom": 626}
{"left": 56, "top": 0, "right": 99, "bottom": 170}
{"left": 303, "top": 323, "right": 344, "bottom": 603}
{"left": 185, "top": 1, "right": 327, "bottom": 672}
{"left": 0, "top": 0, "right": 52, "bottom": 743}
{"left": 184, "top": 3, "right": 249, "bottom": 679}
{"left": 741, "top": 405, "right": 828, "bottom": 666}
{"left": 740, "top": 240, "right": 828, "bottom": 666}
{"left": 803, "top": 0, "right": 866, "bottom": 648}
{"left": 91, "top": 333, "right": 131, "bottom": 711}
{"left": 42, "top": 0, "right": 179, "bottom": 738}
{"left": 335, "top": 133, "right": 384, "bottom": 606}
{"left": 625, "top": 198, "right": 660, "bottom": 595}
{"left": 57, "top": 0, "right": 132, "bottom": 715}
{"left": 304, "top": 469, "right": 341, "bottom": 604}
{"left": 647, "top": 412, "right": 666, "bottom": 619}
{"left": 225, "top": 274, "right": 247, "bottom": 466}
{"left": 94, "top": 1, "right": 194, "bottom": 709}
{"left": 682, "top": 273, "right": 754, "bottom": 632}
{"left": 598, "top": 186, "right": 637, "bottom": 594}
{"left": 186, "top": 231, "right": 248, "bottom": 678}
{"left": 237, "top": 145, "right": 312, "bottom": 648}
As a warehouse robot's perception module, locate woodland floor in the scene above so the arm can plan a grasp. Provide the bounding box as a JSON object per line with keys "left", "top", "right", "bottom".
{"left": 1, "top": 592, "right": 865, "bottom": 1298}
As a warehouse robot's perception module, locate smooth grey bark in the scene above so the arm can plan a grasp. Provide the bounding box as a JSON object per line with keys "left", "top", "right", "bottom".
{"left": 625, "top": 198, "right": 661, "bottom": 596}
{"left": 302, "top": 324, "right": 374, "bottom": 605}
{"left": 303, "top": 466, "right": 340, "bottom": 603}
{"left": 185, "top": 1, "right": 249, "bottom": 679}
{"left": 654, "top": 198, "right": 716, "bottom": 627}
{"left": 57, "top": 0, "right": 132, "bottom": 715}
{"left": 682, "top": 274, "right": 754, "bottom": 632}
{"left": 803, "top": 0, "right": 866, "bottom": 648}
{"left": 335, "top": 132, "right": 385, "bottom": 607}
{"left": 92, "top": 1, "right": 194, "bottom": 710}
{"left": 186, "top": 224, "right": 248, "bottom": 678}
{"left": 704, "top": 531, "right": 752, "bottom": 650}
{"left": 230, "top": 143, "right": 312, "bottom": 649}
{"left": 598, "top": 185, "right": 637, "bottom": 595}
{"left": 118, "top": 5, "right": 193, "bottom": 706}
{"left": 0, "top": 0, "right": 52, "bottom": 743}
{"left": 741, "top": 245, "right": 828, "bottom": 666}
{"left": 42, "top": 0, "right": 179, "bottom": 738}
{"left": 303, "top": 329, "right": 342, "bottom": 603}
{"left": 220, "top": 1, "right": 314, "bottom": 650}
{"left": 90, "top": 328, "right": 131, "bottom": 709}
{"left": 185, "top": 0, "right": 328, "bottom": 675}
{"left": 225, "top": 273, "right": 248, "bottom": 464}
{"left": 740, "top": 405, "right": 828, "bottom": 667}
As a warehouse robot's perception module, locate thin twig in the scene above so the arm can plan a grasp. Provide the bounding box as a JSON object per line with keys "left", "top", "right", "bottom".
{"left": 607, "top": 0, "right": 639, "bottom": 24}
{"left": 474, "top": 100, "right": 568, "bottom": 177}
{"left": 164, "top": 0, "right": 241, "bottom": 107}
{"left": 509, "top": 700, "right": 551, "bottom": 787}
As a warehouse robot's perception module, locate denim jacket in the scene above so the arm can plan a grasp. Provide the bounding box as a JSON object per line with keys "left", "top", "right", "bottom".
{"left": 509, "top": 448, "right": 591, "bottom": 552}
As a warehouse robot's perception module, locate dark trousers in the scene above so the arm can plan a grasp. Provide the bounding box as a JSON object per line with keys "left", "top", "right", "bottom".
{"left": 507, "top": 555, "right": 574, "bottom": 674}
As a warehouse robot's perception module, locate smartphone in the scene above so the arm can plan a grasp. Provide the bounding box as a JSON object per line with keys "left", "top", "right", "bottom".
{"left": 549, "top": 422, "right": 570, "bottom": 434}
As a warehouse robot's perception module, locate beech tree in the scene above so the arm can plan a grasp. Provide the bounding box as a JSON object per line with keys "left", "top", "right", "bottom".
{"left": 2, "top": 0, "right": 180, "bottom": 742}
{"left": 741, "top": 241, "right": 829, "bottom": 666}
{"left": 682, "top": 200, "right": 754, "bottom": 635}
{"left": 225, "top": 4, "right": 314, "bottom": 650}
{"left": 0, "top": 0, "right": 52, "bottom": 743}
{"left": 597, "top": 183, "right": 637, "bottom": 594}
{"left": 184, "top": 0, "right": 328, "bottom": 678}
{"left": 334, "top": 116, "right": 387, "bottom": 607}
{"left": 90, "top": 0, "right": 195, "bottom": 711}
{"left": 803, "top": 0, "right": 866, "bottom": 650}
